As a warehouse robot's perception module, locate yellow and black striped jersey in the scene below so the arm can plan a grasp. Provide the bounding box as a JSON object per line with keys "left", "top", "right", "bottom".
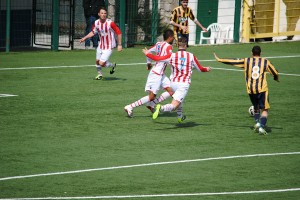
{"left": 215, "top": 54, "right": 279, "bottom": 94}
{"left": 171, "top": 6, "right": 195, "bottom": 34}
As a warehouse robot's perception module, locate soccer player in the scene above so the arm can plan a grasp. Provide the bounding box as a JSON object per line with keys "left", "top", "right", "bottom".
{"left": 124, "top": 29, "right": 175, "bottom": 118}
{"left": 170, "top": 0, "right": 207, "bottom": 46}
{"left": 142, "top": 37, "right": 211, "bottom": 122}
{"left": 214, "top": 46, "right": 280, "bottom": 135}
{"left": 80, "top": 7, "right": 122, "bottom": 80}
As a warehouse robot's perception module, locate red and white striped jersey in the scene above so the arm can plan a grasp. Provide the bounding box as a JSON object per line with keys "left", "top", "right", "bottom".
{"left": 93, "top": 19, "right": 121, "bottom": 50}
{"left": 147, "top": 41, "right": 173, "bottom": 75}
{"left": 169, "top": 50, "right": 207, "bottom": 84}
{"left": 146, "top": 49, "right": 209, "bottom": 84}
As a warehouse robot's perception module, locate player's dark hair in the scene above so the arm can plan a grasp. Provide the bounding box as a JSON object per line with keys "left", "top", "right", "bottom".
{"left": 163, "top": 29, "right": 174, "bottom": 40}
{"left": 98, "top": 7, "right": 107, "bottom": 13}
{"left": 252, "top": 45, "right": 261, "bottom": 56}
{"left": 178, "top": 37, "right": 187, "bottom": 47}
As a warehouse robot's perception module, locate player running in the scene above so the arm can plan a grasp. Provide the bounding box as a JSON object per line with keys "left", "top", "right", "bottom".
{"left": 80, "top": 7, "right": 122, "bottom": 80}
{"left": 214, "top": 45, "right": 279, "bottom": 135}
{"left": 142, "top": 37, "right": 211, "bottom": 122}
{"left": 124, "top": 29, "right": 175, "bottom": 118}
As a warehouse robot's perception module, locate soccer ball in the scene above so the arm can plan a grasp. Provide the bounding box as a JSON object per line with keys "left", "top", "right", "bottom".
{"left": 248, "top": 106, "right": 254, "bottom": 116}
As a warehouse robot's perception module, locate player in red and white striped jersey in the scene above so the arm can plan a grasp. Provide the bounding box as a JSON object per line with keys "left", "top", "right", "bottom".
{"left": 143, "top": 37, "right": 211, "bottom": 122}
{"left": 80, "top": 7, "right": 122, "bottom": 80}
{"left": 124, "top": 30, "right": 175, "bottom": 118}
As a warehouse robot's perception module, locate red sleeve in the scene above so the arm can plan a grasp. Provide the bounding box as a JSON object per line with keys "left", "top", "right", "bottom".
{"left": 194, "top": 55, "right": 209, "bottom": 72}
{"left": 165, "top": 45, "right": 173, "bottom": 55}
{"left": 146, "top": 53, "right": 172, "bottom": 61}
{"left": 111, "top": 22, "right": 122, "bottom": 35}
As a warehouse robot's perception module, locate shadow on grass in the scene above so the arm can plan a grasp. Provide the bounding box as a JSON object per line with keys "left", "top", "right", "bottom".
{"left": 93, "top": 77, "right": 127, "bottom": 81}
{"left": 153, "top": 121, "right": 212, "bottom": 130}
{"left": 223, "top": 123, "right": 283, "bottom": 133}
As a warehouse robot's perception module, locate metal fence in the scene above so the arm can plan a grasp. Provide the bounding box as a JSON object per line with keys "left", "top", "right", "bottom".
{"left": 1, "top": 0, "right": 179, "bottom": 50}
{"left": 1, "top": 0, "right": 299, "bottom": 51}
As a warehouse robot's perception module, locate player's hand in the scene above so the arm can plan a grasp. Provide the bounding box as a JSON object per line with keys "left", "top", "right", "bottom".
{"left": 79, "top": 38, "right": 85, "bottom": 43}
{"left": 202, "top": 27, "right": 208, "bottom": 32}
{"left": 180, "top": 25, "right": 188, "bottom": 33}
{"left": 146, "top": 63, "right": 152, "bottom": 70}
{"left": 206, "top": 67, "right": 212, "bottom": 72}
{"left": 142, "top": 47, "right": 149, "bottom": 55}
{"left": 213, "top": 52, "right": 219, "bottom": 60}
{"left": 117, "top": 45, "right": 122, "bottom": 52}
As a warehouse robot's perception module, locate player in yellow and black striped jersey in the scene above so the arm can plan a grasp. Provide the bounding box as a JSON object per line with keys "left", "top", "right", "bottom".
{"left": 214, "top": 46, "right": 279, "bottom": 135}
{"left": 170, "top": 0, "right": 207, "bottom": 46}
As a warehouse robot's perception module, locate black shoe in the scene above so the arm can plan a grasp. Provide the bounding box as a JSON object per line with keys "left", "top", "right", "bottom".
{"left": 110, "top": 63, "right": 116, "bottom": 74}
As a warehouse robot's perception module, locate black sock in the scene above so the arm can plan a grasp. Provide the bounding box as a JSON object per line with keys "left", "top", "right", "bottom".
{"left": 260, "top": 117, "right": 267, "bottom": 128}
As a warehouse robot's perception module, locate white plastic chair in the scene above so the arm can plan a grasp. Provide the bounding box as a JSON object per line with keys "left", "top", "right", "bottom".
{"left": 199, "top": 23, "right": 222, "bottom": 45}
{"left": 223, "top": 25, "right": 234, "bottom": 43}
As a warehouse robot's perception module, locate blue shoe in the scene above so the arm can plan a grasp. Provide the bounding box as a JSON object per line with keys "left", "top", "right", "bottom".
{"left": 152, "top": 104, "right": 161, "bottom": 120}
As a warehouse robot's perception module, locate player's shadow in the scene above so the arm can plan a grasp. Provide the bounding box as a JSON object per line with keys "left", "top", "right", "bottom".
{"left": 224, "top": 123, "right": 283, "bottom": 133}
{"left": 153, "top": 121, "right": 212, "bottom": 130}
{"left": 100, "top": 77, "right": 127, "bottom": 81}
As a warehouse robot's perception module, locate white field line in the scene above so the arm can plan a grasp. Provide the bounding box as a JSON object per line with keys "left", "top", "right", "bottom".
{"left": 1, "top": 188, "right": 300, "bottom": 199}
{"left": 0, "top": 152, "right": 299, "bottom": 181}
{"left": 0, "top": 55, "right": 299, "bottom": 76}
{"left": 0, "top": 94, "right": 18, "bottom": 97}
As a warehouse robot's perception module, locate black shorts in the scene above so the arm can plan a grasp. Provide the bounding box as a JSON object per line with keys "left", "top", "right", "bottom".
{"left": 249, "top": 91, "right": 270, "bottom": 110}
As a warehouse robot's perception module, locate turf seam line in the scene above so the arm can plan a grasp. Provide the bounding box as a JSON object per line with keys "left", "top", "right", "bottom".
{"left": 0, "top": 188, "right": 299, "bottom": 199}
{"left": 0, "top": 151, "right": 299, "bottom": 181}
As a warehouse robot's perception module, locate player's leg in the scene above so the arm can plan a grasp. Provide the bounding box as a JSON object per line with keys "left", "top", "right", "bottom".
{"left": 174, "top": 31, "right": 179, "bottom": 47}
{"left": 148, "top": 76, "right": 173, "bottom": 111}
{"left": 177, "top": 102, "right": 186, "bottom": 123}
{"left": 95, "top": 48, "right": 103, "bottom": 80}
{"left": 258, "top": 91, "right": 269, "bottom": 135}
{"left": 98, "top": 49, "right": 116, "bottom": 74}
{"left": 125, "top": 73, "right": 160, "bottom": 117}
{"left": 182, "top": 34, "right": 189, "bottom": 47}
{"left": 153, "top": 83, "right": 189, "bottom": 120}
{"left": 249, "top": 94, "right": 261, "bottom": 131}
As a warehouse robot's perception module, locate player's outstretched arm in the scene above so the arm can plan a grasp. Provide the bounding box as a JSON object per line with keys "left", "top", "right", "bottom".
{"left": 79, "top": 31, "right": 95, "bottom": 43}
{"left": 213, "top": 52, "right": 245, "bottom": 68}
{"left": 142, "top": 48, "right": 171, "bottom": 62}
{"left": 194, "top": 55, "right": 211, "bottom": 72}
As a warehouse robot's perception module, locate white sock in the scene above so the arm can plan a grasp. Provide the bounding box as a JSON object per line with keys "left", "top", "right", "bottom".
{"left": 130, "top": 96, "right": 150, "bottom": 108}
{"left": 161, "top": 104, "right": 175, "bottom": 112}
{"left": 153, "top": 91, "right": 171, "bottom": 104}
{"left": 177, "top": 104, "right": 183, "bottom": 118}
{"left": 105, "top": 61, "right": 114, "bottom": 68}
{"left": 96, "top": 65, "right": 102, "bottom": 76}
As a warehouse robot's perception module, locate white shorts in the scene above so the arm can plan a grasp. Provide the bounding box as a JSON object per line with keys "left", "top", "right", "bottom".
{"left": 171, "top": 81, "right": 190, "bottom": 102}
{"left": 145, "top": 71, "right": 171, "bottom": 95}
{"left": 96, "top": 48, "right": 113, "bottom": 62}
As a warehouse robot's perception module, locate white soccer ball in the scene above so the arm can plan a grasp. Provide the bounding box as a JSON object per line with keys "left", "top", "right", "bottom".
{"left": 248, "top": 106, "right": 254, "bottom": 116}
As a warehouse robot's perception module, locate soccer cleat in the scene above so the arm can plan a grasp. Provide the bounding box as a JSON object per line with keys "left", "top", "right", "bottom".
{"left": 110, "top": 63, "right": 116, "bottom": 74}
{"left": 124, "top": 105, "right": 133, "bottom": 118}
{"left": 253, "top": 122, "right": 261, "bottom": 133}
{"left": 95, "top": 75, "right": 103, "bottom": 80}
{"left": 146, "top": 106, "right": 155, "bottom": 113}
{"left": 258, "top": 127, "right": 268, "bottom": 135}
{"left": 152, "top": 104, "right": 161, "bottom": 120}
{"left": 177, "top": 115, "right": 186, "bottom": 123}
